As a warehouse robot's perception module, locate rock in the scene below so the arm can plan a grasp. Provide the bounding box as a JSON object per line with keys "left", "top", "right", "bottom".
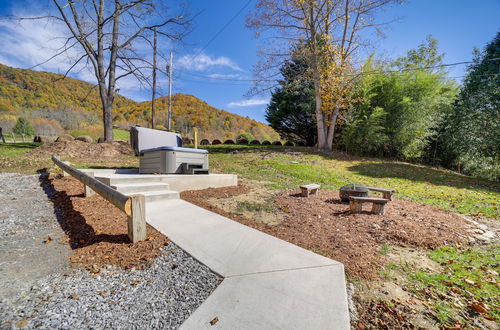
{"left": 35, "top": 136, "right": 58, "bottom": 143}
{"left": 56, "top": 134, "right": 74, "bottom": 142}
{"left": 476, "top": 223, "right": 488, "bottom": 231}
{"left": 476, "top": 231, "right": 496, "bottom": 242}
{"left": 75, "top": 135, "right": 94, "bottom": 143}
{"left": 97, "top": 137, "right": 105, "bottom": 143}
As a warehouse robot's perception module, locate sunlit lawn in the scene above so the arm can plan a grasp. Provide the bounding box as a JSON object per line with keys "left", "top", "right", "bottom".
{"left": 1, "top": 142, "right": 498, "bottom": 219}
{"left": 205, "top": 145, "right": 500, "bottom": 219}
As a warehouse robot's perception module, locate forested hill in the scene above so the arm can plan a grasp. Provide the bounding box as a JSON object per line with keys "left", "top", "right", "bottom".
{"left": 116, "top": 94, "right": 279, "bottom": 141}
{"left": 0, "top": 64, "right": 134, "bottom": 113}
{"left": 0, "top": 64, "right": 278, "bottom": 140}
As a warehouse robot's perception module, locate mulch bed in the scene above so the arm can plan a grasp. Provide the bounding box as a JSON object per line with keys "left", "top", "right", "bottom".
{"left": 28, "top": 140, "right": 133, "bottom": 159}
{"left": 181, "top": 187, "right": 471, "bottom": 280}
{"left": 47, "top": 175, "right": 168, "bottom": 269}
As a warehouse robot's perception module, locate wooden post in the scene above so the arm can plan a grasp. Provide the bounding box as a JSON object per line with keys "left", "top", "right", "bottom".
{"left": 194, "top": 127, "right": 198, "bottom": 149}
{"left": 371, "top": 203, "right": 386, "bottom": 215}
{"left": 128, "top": 194, "right": 147, "bottom": 243}
{"left": 62, "top": 161, "right": 71, "bottom": 177}
{"left": 349, "top": 200, "right": 362, "bottom": 213}
{"left": 84, "top": 172, "right": 96, "bottom": 197}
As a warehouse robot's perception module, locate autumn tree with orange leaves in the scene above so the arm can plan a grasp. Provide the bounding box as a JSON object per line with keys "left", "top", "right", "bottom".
{"left": 248, "top": 0, "right": 399, "bottom": 151}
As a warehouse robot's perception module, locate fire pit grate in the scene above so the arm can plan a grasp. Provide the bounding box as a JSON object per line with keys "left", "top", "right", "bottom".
{"left": 339, "top": 184, "right": 369, "bottom": 202}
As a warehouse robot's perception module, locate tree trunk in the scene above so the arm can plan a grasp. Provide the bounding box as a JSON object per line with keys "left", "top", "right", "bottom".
{"left": 313, "top": 66, "right": 329, "bottom": 151}
{"left": 103, "top": 100, "right": 113, "bottom": 142}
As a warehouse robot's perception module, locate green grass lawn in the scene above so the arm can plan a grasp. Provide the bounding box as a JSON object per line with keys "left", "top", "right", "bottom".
{"left": 1, "top": 142, "right": 499, "bottom": 219}
{"left": 397, "top": 244, "right": 500, "bottom": 326}
{"left": 205, "top": 145, "right": 500, "bottom": 219}
{"left": 113, "top": 128, "right": 129, "bottom": 141}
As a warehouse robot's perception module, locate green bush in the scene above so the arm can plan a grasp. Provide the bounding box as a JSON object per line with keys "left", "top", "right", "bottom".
{"left": 13, "top": 117, "right": 35, "bottom": 136}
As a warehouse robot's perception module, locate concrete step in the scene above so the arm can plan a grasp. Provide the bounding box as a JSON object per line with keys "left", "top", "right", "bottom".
{"left": 126, "top": 190, "right": 179, "bottom": 202}
{"left": 110, "top": 182, "right": 170, "bottom": 194}
{"left": 96, "top": 175, "right": 169, "bottom": 186}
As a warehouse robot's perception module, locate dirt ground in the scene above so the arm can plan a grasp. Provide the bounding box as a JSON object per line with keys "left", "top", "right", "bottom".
{"left": 181, "top": 185, "right": 472, "bottom": 280}
{"left": 47, "top": 175, "right": 168, "bottom": 269}
{"left": 28, "top": 140, "right": 134, "bottom": 159}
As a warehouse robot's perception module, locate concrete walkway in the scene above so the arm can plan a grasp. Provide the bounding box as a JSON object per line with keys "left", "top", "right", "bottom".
{"left": 146, "top": 199, "right": 350, "bottom": 329}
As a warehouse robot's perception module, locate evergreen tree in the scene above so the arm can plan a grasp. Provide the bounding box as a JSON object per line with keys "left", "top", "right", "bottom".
{"left": 13, "top": 117, "right": 35, "bottom": 136}
{"left": 266, "top": 50, "right": 317, "bottom": 146}
{"left": 442, "top": 32, "right": 500, "bottom": 181}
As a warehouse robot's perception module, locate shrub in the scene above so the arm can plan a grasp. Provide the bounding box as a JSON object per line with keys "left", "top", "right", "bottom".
{"left": 13, "top": 117, "right": 35, "bottom": 136}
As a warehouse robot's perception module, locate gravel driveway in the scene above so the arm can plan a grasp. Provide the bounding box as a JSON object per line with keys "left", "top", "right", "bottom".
{"left": 0, "top": 173, "right": 221, "bottom": 329}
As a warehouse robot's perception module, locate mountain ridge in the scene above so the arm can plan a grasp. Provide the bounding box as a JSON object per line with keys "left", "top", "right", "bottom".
{"left": 0, "top": 63, "right": 278, "bottom": 141}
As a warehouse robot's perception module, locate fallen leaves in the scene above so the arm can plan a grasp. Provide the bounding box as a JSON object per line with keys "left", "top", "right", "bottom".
{"left": 15, "top": 319, "right": 28, "bottom": 328}
{"left": 209, "top": 317, "right": 219, "bottom": 326}
{"left": 43, "top": 236, "right": 53, "bottom": 244}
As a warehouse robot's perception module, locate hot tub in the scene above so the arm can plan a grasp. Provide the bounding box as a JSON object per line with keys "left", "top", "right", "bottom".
{"left": 130, "top": 126, "right": 209, "bottom": 174}
{"left": 139, "top": 146, "right": 208, "bottom": 174}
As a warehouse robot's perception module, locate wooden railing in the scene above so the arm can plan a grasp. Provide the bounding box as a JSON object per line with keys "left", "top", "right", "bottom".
{"left": 51, "top": 156, "right": 146, "bottom": 243}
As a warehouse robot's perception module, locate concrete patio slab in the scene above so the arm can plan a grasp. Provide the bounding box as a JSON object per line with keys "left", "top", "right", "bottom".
{"left": 146, "top": 199, "right": 350, "bottom": 329}
{"left": 180, "top": 265, "right": 348, "bottom": 330}
{"left": 146, "top": 199, "right": 340, "bottom": 277}
{"left": 88, "top": 168, "right": 349, "bottom": 328}
{"left": 88, "top": 169, "right": 237, "bottom": 192}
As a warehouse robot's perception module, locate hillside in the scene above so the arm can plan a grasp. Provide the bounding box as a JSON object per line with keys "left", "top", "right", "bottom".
{"left": 0, "top": 64, "right": 134, "bottom": 113}
{"left": 116, "top": 94, "right": 279, "bottom": 141}
{"left": 0, "top": 64, "right": 278, "bottom": 141}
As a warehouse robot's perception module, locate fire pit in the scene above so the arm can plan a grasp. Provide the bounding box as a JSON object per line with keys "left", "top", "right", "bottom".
{"left": 339, "top": 184, "right": 369, "bottom": 202}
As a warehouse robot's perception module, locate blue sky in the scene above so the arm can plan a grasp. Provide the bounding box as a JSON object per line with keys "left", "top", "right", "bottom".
{"left": 0, "top": 0, "right": 499, "bottom": 123}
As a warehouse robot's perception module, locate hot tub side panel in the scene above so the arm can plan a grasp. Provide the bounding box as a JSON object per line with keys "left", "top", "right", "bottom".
{"left": 139, "top": 150, "right": 208, "bottom": 174}
{"left": 139, "top": 150, "right": 165, "bottom": 174}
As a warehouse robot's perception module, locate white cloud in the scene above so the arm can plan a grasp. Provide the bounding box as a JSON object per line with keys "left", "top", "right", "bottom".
{"left": 228, "top": 98, "right": 270, "bottom": 107}
{"left": 0, "top": 17, "right": 97, "bottom": 82}
{"left": 0, "top": 11, "right": 162, "bottom": 100}
{"left": 177, "top": 53, "right": 242, "bottom": 72}
{"left": 205, "top": 73, "right": 243, "bottom": 79}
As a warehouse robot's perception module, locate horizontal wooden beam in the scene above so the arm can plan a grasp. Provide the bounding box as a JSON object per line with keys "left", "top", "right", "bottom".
{"left": 52, "top": 155, "right": 132, "bottom": 215}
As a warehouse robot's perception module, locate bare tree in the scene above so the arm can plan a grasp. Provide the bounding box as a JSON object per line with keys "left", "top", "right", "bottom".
{"left": 247, "top": 0, "right": 399, "bottom": 151}
{"left": 9, "top": 0, "right": 190, "bottom": 141}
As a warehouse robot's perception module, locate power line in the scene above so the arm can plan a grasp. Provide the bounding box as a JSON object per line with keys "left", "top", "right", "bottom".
{"left": 190, "top": 0, "right": 254, "bottom": 61}
{"left": 177, "top": 57, "right": 500, "bottom": 83}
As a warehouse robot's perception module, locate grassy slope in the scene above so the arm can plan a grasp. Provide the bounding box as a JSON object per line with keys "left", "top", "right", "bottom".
{"left": 206, "top": 145, "right": 499, "bottom": 219}
{"left": 1, "top": 143, "right": 498, "bottom": 218}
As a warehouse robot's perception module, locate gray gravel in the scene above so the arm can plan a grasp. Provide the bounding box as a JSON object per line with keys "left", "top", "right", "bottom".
{"left": 0, "top": 173, "right": 70, "bottom": 301}
{"left": 0, "top": 173, "right": 221, "bottom": 329}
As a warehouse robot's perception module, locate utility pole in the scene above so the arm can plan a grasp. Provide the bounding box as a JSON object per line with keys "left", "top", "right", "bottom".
{"left": 167, "top": 51, "right": 173, "bottom": 131}
{"left": 151, "top": 28, "right": 157, "bottom": 129}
